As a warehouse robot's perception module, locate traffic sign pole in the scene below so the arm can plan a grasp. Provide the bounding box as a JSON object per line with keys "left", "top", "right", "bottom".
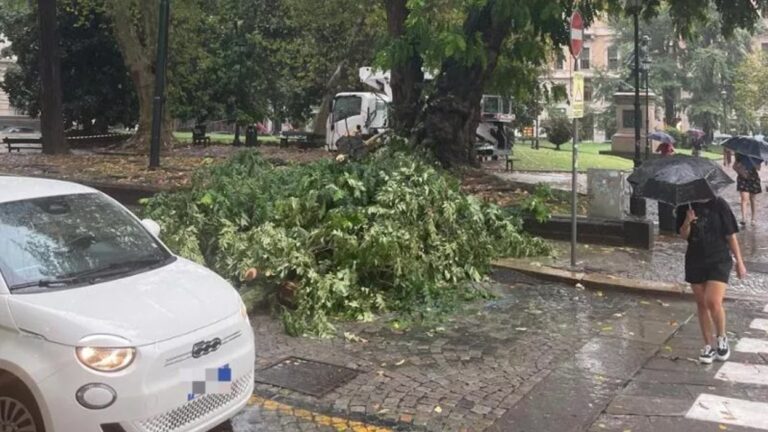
{"left": 569, "top": 10, "right": 584, "bottom": 269}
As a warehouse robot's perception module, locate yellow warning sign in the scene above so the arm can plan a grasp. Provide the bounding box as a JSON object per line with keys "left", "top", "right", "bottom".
{"left": 571, "top": 72, "right": 584, "bottom": 119}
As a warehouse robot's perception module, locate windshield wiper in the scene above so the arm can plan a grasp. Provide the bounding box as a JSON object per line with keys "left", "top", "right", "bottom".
{"left": 9, "top": 277, "right": 87, "bottom": 291}
{"left": 63, "top": 257, "right": 167, "bottom": 280}
{"left": 8, "top": 257, "right": 169, "bottom": 292}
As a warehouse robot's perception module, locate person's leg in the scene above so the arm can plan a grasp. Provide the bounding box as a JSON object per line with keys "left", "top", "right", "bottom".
{"left": 705, "top": 280, "right": 728, "bottom": 338}
{"left": 692, "top": 284, "right": 714, "bottom": 346}
{"left": 740, "top": 191, "right": 749, "bottom": 223}
{"left": 751, "top": 193, "right": 757, "bottom": 225}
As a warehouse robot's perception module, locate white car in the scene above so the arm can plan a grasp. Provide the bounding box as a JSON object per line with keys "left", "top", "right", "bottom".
{"left": 0, "top": 176, "right": 255, "bottom": 432}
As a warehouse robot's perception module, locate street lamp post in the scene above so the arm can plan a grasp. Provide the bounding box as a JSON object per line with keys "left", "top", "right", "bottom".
{"left": 642, "top": 35, "right": 651, "bottom": 160}
{"left": 627, "top": 0, "right": 646, "bottom": 216}
{"left": 721, "top": 89, "right": 728, "bottom": 136}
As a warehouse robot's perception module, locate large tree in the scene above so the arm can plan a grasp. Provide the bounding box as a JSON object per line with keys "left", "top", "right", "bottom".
{"left": 733, "top": 52, "right": 768, "bottom": 134}
{"left": 0, "top": 2, "right": 137, "bottom": 134}
{"left": 382, "top": 0, "right": 767, "bottom": 168}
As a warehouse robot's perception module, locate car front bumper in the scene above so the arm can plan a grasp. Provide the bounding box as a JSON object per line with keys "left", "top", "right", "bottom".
{"left": 38, "top": 312, "right": 255, "bottom": 432}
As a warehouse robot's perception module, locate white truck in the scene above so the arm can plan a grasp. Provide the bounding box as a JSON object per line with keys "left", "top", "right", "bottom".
{"left": 325, "top": 67, "right": 515, "bottom": 155}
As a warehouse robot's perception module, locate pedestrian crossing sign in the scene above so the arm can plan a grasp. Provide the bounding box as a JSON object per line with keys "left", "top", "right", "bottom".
{"left": 571, "top": 72, "right": 584, "bottom": 119}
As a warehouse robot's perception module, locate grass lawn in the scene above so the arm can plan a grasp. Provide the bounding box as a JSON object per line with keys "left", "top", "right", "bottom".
{"left": 173, "top": 132, "right": 279, "bottom": 144}
{"left": 514, "top": 141, "right": 722, "bottom": 172}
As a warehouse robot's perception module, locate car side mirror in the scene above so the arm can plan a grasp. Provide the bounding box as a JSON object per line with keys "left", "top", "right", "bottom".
{"left": 141, "top": 219, "right": 161, "bottom": 237}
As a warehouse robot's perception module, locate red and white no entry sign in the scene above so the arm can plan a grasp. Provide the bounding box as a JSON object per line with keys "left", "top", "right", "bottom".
{"left": 570, "top": 11, "right": 584, "bottom": 59}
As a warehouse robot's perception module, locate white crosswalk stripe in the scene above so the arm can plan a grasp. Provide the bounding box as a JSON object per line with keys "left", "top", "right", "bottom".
{"left": 751, "top": 318, "right": 768, "bottom": 334}
{"left": 735, "top": 337, "right": 768, "bottom": 354}
{"left": 686, "top": 394, "right": 768, "bottom": 430}
{"left": 716, "top": 362, "right": 768, "bottom": 386}
{"left": 686, "top": 306, "right": 768, "bottom": 430}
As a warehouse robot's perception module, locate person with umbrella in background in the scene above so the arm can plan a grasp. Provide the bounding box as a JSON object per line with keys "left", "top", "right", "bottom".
{"left": 723, "top": 136, "right": 768, "bottom": 226}
{"left": 734, "top": 153, "right": 762, "bottom": 226}
{"left": 649, "top": 131, "right": 676, "bottom": 157}
{"left": 628, "top": 156, "right": 746, "bottom": 364}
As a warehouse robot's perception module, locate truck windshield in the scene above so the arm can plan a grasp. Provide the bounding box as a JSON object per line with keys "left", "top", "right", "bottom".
{"left": 332, "top": 96, "right": 363, "bottom": 123}
{"left": 0, "top": 193, "right": 171, "bottom": 291}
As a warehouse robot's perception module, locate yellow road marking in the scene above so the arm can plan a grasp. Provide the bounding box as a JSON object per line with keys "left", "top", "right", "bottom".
{"left": 248, "top": 395, "right": 393, "bottom": 432}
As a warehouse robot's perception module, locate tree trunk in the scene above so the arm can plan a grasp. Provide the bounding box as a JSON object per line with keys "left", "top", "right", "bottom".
{"left": 313, "top": 62, "right": 345, "bottom": 137}
{"left": 385, "top": 0, "right": 424, "bottom": 135}
{"left": 106, "top": 0, "right": 174, "bottom": 152}
{"left": 37, "top": 0, "right": 68, "bottom": 155}
{"left": 312, "top": 16, "right": 368, "bottom": 137}
{"left": 663, "top": 87, "right": 676, "bottom": 126}
{"left": 413, "top": 1, "right": 512, "bottom": 167}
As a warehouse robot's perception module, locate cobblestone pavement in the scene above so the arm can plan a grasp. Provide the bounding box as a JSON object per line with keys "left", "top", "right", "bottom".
{"left": 214, "top": 269, "right": 710, "bottom": 431}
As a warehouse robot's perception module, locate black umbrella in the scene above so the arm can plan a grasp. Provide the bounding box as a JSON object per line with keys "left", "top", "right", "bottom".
{"left": 627, "top": 155, "right": 733, "bottom": 206}
{"left": 722, "top": 136, "right": 768, "bottom": 161}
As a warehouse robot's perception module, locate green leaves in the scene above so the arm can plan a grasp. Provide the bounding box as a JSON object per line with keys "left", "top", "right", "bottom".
{"left": 143, "top": 148, "right": 550, "bottom": 336}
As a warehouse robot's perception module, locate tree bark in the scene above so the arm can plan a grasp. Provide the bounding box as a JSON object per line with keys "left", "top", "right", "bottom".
{"left": 37, "top": 0, "right": 68, "bottom": 155}
{"left": 106, "top": 0, "right": 174, "bottom": 152}
{"left": 312, "top": 15, "right": 368, "bottom": 137}
{"left": 385, "top": 0, "right": 424, "bottom": 135}
{"left": 414, "top": 1, "right": 512, "bottom": 167}
{"left": 313, "top": 62, "right": 346, "bottom": 137}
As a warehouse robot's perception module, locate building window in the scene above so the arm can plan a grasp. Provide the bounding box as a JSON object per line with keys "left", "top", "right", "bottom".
{"left": 584, "top": 81, "right": 593, "bottom": 102}
{"left": 580, "top": 47, "right": 591, "bottom": 70}
{"left": 607, "top": 46, "right": 619, "bottom": 70}
{"left": 556, "top": 55, "right": 565, "bottom": 70}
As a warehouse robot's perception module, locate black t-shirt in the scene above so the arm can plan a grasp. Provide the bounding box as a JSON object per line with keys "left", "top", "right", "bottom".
{"left": 676, "top": 197, "right": 738, "bottom": 265}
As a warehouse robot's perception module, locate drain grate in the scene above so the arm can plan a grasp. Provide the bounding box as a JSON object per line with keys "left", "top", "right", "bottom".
{"left": 254, "top": 357, "right": 360, "bottom": 397}
{"left": 745, "top": 262, "right": 768, "bottom": 274}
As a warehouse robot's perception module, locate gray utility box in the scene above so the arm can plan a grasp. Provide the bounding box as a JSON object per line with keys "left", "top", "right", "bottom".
{"left": 587, "top": 169, "right": 629, "bottom": 219}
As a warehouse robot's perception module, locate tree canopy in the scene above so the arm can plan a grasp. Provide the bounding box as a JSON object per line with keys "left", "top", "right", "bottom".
{"left": 0, "top": 1, "right": 137, "bottom": 134}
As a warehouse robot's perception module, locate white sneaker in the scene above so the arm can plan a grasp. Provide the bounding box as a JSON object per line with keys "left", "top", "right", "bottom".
{"left": 716, "top": 336, "right": 731, "bottom": 362}
{"left": 699, "top": 345, "right": 716, "bottom": 364}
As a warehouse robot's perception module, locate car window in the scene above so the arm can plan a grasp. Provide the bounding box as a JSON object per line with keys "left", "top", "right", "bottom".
{"left": 0, "top": 193, "right": 171, "bottom": 290}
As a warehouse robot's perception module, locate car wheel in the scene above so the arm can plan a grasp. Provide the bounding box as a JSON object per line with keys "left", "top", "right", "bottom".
{"left": 0, "top": 379, "right": 45, "bottom": 432}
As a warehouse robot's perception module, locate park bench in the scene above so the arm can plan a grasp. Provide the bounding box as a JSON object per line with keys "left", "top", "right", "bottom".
{"left": 192, "top": 125, "right": 211, "bottom": 146}
{"left": 4, "top": 137, "right": 42, "bottom": 153}
{"left": 476, "top": 143, "right": 518, "bottom": 171}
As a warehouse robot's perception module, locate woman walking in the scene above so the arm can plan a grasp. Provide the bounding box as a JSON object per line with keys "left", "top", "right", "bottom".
{"left": 734, "top": 153, "right": 762, "bottom": 226}
{"left": 677, "top": 198, "right": 747, "bottom": 364}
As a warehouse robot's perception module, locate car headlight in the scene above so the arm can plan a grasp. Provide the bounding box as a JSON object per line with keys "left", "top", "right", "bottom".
{"left": 76, "top": 346, "right": 136, "bottom": 372}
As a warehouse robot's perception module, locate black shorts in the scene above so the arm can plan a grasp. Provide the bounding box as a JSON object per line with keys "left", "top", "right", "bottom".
{"left": 685, "top": 260, "right": 732, "bottom": 284}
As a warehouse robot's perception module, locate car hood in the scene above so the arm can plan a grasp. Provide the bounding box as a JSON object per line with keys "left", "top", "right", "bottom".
{"left": 8, "top": 258, "right": 242, "bottom": 346}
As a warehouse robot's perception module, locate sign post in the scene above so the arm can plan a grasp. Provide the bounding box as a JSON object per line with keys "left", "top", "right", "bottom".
{"left": 569, "top": 10, "right": 584, "bottom": 268}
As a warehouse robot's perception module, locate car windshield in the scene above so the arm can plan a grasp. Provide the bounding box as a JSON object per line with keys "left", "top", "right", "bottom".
{"left": 332, "top": 96, "right": 362, "bottom": 123}
{"left": 0, "top": 193, "right": 171, "bottom": 291}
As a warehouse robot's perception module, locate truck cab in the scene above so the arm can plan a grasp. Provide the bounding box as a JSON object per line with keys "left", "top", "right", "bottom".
{"left": 325, "top": 92, "right": 390, "bottom": 151}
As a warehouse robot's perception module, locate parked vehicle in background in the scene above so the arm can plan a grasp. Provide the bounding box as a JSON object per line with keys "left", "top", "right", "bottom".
{"left": 0, "top": 176, "right": 255, "bottom": 432}
{"left": 325, "top": 68, "right": 514, "bottom": 153}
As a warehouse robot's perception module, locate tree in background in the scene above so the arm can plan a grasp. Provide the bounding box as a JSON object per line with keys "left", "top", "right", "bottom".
{"left": 610, "top": 3, "right": 753, "bottom": 141}
{"left": 379, "top": 0, "right": 766, "bottom": 168}
{"left": 0, "top": 2, "right": 138, "bottom": 134}
{"left": 733, "top": 52, "right": 768, "bottom": 134}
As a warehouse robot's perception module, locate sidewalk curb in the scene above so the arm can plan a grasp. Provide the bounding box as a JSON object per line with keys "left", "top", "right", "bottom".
{"left": 492, "top": 258, "right": 692, "bottom": 297}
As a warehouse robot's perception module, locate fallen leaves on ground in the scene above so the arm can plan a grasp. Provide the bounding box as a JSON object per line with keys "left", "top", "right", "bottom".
{"left": 0, "top": 145, "right": 331, "bottom": 189}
